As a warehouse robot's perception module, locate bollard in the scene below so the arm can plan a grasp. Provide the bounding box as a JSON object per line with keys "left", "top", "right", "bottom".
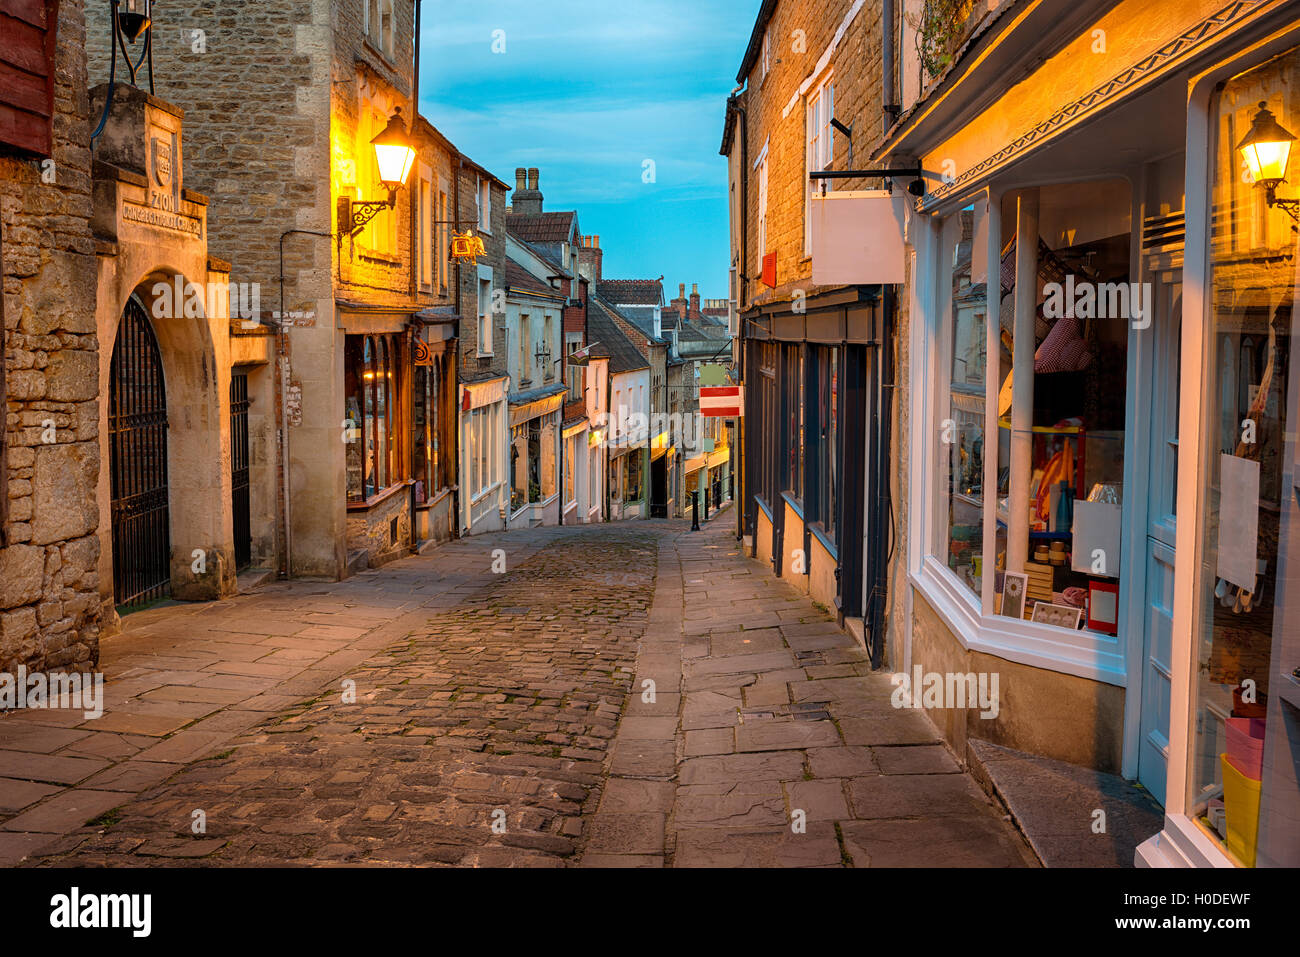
{"left": 690, "top": 490, "right": 700, "bottom": 531}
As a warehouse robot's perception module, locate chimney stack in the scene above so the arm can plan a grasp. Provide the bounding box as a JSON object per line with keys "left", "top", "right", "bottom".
{"left": 577, "top": 233, "right": 603, "bottom": 282}
{"left": 689, "top": 282, "right": 701, "bottom": 320}
{"left": 670, "top": 282, "right": 688, "bottom": 321}
{"left": 512, "top": 166, "right": 544, "bottom": 216}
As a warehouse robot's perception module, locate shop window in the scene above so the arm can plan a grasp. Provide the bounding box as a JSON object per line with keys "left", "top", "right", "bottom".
{"left": 511, "top": 423, "right": 528, "bottom": 511}
{"left": 990, "top": 184, "right": 1130, "bottom": 630}
{"left": 783, "top": 344, "right": 804, "bottom": 503}
{"left": 933, "top": 182, "right": 1131, "bottom": 634}
{"left": 412, "top": 354, "right": 440, "bottom": 504}
{"left": 565, "top": 434, "right": 577, "bottom": 508}
{"left": 1187, "top": 50, "right": 1299, "bottom": 866}
{"left": 468, "top": 403, "right": 496, "bottom": 500}
{"left": 625, "top": 452, "right": 643, "bottom": 502}
{"left": 540, "top": 415, "right": 557, "bottom": 501}
{"left": 940, "top": 207, "right": 986, "bottom": 597}
{"left": 809, "top": 345, "right": 838, "bottom": 538}
{"left": 345, "top": 334, "right": 400, "bottom": 503}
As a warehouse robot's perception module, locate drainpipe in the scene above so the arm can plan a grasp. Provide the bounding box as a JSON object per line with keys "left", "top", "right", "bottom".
{"left": 452, "top": 152, "right": 464, "bottom": 536}
{"left": 867, "top": 288, "right": 897, "bottom": 670}
{"left": 409, "top": 0, "right": 422, "bottom": 303}
{"left": 882, "top": 0, "right": 897, "bottom": 125}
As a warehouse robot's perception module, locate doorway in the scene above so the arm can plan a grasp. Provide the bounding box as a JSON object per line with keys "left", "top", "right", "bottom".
{"left": 109, "top": 297, "right": 171, "bottom": 609}
{"left": 650, "top": 454, "right": 667, "bottom": 518}
{"left": 1135, "top": 224, "right": 1183, "bottom": 805}
{"left": 230, "top": 369, "right": 252, "bottom": 571}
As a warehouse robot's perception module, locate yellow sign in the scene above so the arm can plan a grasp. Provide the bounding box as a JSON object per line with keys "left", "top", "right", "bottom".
{"left": 450, "top": 232, "right": 486, "bottom": 263}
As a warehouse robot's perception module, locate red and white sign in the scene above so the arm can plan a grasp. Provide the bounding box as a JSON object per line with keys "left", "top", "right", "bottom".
{"left": 700, "top": 386, "right": 743, "bottom": 417}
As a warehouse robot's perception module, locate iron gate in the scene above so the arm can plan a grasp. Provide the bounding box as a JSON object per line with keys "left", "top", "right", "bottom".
{"left": 230, "top": 370, "right": 251, "bottom": 570}
{"left": 109, "top": 297, "right": 171, "bottom": 609}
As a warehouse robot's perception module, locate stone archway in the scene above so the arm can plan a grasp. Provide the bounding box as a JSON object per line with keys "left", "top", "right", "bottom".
{"left": 97, "top": 268, "right": 237, "bottom": 611}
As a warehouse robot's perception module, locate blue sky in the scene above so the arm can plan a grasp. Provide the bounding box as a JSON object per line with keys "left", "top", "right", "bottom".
{"left": 417, "top": 0, "right": 756, "bottom": 301}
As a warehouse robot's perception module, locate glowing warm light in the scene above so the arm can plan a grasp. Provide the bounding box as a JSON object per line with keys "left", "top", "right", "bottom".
{"left": 1237, "top": 101, "right": 1295, "bottom": 187}
{"left": 371, "top": 107, "right": 416, "bottom": 191}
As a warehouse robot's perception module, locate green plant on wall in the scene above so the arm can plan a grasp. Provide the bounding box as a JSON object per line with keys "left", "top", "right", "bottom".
{"left": 907, "top": 0, "right": 975, "bottom": 83}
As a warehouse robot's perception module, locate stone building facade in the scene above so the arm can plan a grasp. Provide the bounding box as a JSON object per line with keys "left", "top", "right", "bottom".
{"left": 724, "top": 0, "right": 888, "bottom": 643}
{"left": 1, "top": 0, "right": 103, "bottom": 674}
{"left": 85, "top": 1, "right": 502, "bottom": 577}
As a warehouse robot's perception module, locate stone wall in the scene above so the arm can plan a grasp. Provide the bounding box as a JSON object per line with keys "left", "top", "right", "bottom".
{"left": 737, "top": 0, "right": 884, "bottom": 308}
{"left": 86, "top": 0, "right": 330, "bottom": 307}
{"left": 1, "top": 0, "right": 102, "bottom": 674}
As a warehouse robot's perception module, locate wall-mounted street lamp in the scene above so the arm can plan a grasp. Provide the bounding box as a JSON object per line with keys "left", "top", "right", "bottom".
{"left": 337, "top": 107, "right": 417, "bottom": 243}
{"left": 1238, "top": 101, "right": 1299, "bottom": 221}
{"left": 118, "top": 0, "right": 151, "bottom": 40}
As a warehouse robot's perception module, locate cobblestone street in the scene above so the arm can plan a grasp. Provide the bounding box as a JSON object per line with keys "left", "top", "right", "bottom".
{"left": 2, "top": 516, "right": 1034, "bottom": 867}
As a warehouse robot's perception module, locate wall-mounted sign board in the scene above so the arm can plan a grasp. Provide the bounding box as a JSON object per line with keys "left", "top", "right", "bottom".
{"left": 811, "top": 190, "right": 907, "bottom": 286}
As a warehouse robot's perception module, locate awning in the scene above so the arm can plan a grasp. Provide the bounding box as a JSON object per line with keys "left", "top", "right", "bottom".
{"left": 509, "top": 386, "right": 566, "bottom": 427}
{"left": 460, "top": 376, "right": 508, "bottom": 412}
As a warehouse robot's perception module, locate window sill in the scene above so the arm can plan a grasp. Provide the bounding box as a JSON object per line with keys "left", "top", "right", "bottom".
{"left": 909, "top": 555, "right": 1127, "bottom": 686}
{"left": 470, "top": 480, "right": 501, "bottom": 506}
{"left": 782, "top": 491, "right": 804, "bottom": 521}
{"left": 347, "top": 480, "right": 411, "bottom": 512}
{"left": 362, "top": 37, "right": 397, "bottom": 69}
{"left": 809, "top": 522, "right": 836, "bottom": 559}
{"left": 415, "top": 487, "right": 452, "bottom": 511}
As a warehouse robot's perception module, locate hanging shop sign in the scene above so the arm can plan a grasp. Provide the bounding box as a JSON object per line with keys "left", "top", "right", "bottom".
{"left": 700, "top": 385, "right": 743, "bottom": 417}
{"left": 449, "top": 231, "right": 486, "bottom": 263}
{"left": 811, "top": 190, "right": 906, "bottom": 286}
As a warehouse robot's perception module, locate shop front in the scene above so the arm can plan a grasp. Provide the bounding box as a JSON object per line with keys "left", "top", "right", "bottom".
{"left": 508, "top": 385, "right": 565, "bottom": 529}
{"left": 884, "top": 0, "right": 1300, "bottom": 867}
{"left": 741, "top": 296, "right": 871, "bottom": 626}
{"left": 460, "top": 375, "right": 509, "bottom": 536}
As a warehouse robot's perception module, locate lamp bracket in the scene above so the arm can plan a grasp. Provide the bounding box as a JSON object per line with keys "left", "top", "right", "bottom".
{"left": 336, "top": 193, "right": 396, "bottom": 247}
{"left": 1266, "top": 186, "right": 1300, "bottom": 223}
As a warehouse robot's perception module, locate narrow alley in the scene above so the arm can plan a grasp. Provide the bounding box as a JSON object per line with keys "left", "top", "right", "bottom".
{"left": 1, "top": 517, "right": 1032, "bottom": 868}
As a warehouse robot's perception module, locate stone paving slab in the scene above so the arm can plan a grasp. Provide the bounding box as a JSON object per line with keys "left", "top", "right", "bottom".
{"left": 8, "top": 518, "right": 1038, "bottom": 868}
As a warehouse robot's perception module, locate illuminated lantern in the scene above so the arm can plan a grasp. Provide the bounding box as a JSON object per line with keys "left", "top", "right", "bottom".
{"left": 371, "top": 107, "right": 416, "bottom": 193}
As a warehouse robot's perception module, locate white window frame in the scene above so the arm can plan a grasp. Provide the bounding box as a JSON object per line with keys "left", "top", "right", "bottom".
{"left": 518, "top": 313, "right": 531, "bottom": 384}
{"left": 418, "top": 165, "right": 433, "bottom": 290}
{"left": 804, "top": 73, "right": 834, "bottom": 256}
{"left": 477, "top": 265, "right": 494, "bottom": 356}
{"left": 907, "top": 193, "right": 1127, "bottom": 688}
{"left": 754, "top": 138, "right": 769, "bottom": 273}
{"left": 761, "top": 26, "right": 771, "bottom": 82}
{"left": 477, "top": 176, "right": 492, "bottom": 233}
